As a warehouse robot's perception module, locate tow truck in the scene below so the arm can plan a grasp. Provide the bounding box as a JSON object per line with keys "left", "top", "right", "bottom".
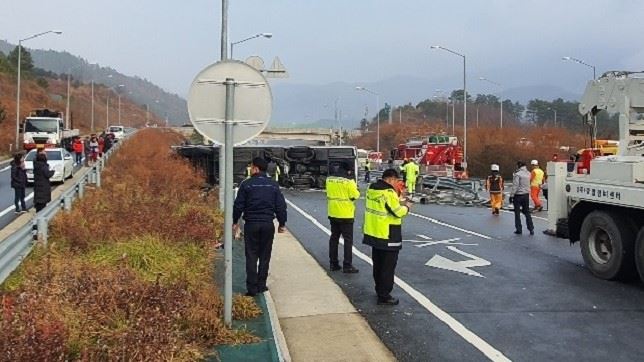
{"left": 547, "top": 71, "right": 644, "bottom": 282}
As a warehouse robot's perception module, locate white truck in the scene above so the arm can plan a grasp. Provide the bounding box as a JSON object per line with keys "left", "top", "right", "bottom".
{"left": 22, "top": 109, "right": 79, "bottom": 151}
{"left": 547, "top": 71, "right": 644, "bottom": 282}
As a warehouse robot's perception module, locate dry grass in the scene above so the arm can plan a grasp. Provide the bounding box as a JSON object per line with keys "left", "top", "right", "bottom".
{"left": 0, "top": 73, "right": 164, "bottom": 155}
{"left": 0, "top": 129, "right": 262, "bottom": 361}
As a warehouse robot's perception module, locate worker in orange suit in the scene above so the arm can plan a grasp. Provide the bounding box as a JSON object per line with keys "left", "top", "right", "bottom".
{"left": 529, "top": 159, "right": 544, "bottom": 212}
{"left": 485, "top": 164, "right": 504, "bottom": 215}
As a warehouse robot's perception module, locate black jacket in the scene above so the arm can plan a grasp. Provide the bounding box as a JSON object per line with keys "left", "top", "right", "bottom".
{"left": 10, "top": 161, "right": 27, "bottom": 189}
{"left": 233, "top": 172, "right": 287, "bottom": 226}
{"left": 33, "top": 159, "right": 54, "bottom": 204}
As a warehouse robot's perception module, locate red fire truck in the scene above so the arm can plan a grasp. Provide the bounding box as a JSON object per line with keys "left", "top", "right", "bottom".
{"left": 391, "top": 134, "right": 467, "bottom": 179}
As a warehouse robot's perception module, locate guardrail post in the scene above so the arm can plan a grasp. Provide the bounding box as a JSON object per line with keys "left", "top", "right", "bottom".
{"left": 64, "top": 194, "right": 72, "bottom": 211}
{"left": 78, "top": 181, "right": 85, "bottom": 198}
{"left": 37, "top": 217, "right": 48, "bottom": 245}
{"left": 96, "top": 166, "right": 101, "bottom": 187}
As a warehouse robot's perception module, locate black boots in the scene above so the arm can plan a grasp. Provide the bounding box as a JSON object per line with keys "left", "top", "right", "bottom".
{"left": 377, "top": 296, "right": 399, "bottom": 306}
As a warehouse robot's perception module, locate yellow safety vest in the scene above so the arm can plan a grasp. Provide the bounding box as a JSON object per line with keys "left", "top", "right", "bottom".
{"left": 404, "top": 162, "right": 420, "bottom": 181}
{"left": 363, "top": 181, "right": 409, "bottom": 250}
{"left": 326, "top": 176, "right": 361, "bottom": 219}
{"left": 274, "top": 165, "right": 281, "bottom": 181}
{"left": 531, "top": 168, "right": 544, "bottom": 187}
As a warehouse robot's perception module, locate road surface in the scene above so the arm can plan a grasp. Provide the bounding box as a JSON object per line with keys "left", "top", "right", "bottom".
{"left": 284, "top": 188, "right": 644, "bottom": 361}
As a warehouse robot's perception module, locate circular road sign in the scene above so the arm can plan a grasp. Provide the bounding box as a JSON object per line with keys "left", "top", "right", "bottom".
{"left": 187, "top": 60, "right": 272, "bottom": 146}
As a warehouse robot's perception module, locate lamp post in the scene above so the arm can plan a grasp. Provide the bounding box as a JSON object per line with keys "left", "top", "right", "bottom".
{"left": 479, "top": 76, "right": 504, "bottom": 128}
{"left": 355, "top": 86, "right": 380, "bottom": 154}
{"left": 548, "top": 107, "right": 558, "bottom": 127}
{"left": 65, "top": 64, "right": 85, "bottom": 129}
{"left": 15, "top": 30, "right": 62, "bottom": 148}
{"left": 106, "top": 84, "right": 124, "bottom": 129}
{"left": 434, "top": 89, "right": 450, "bottom": 132}
{"left": 230, "top": 33, "right": 272, "bottom": 59}
{"left": 431, "top": 45, "right": 467, "bottom": 165}
{"left": 562, "top": 56, "right": 596, "bottom": 80}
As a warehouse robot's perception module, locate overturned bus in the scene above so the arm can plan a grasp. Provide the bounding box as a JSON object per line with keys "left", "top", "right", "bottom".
{"left": 175, "top": 145, "right": 358, "bottom": 189}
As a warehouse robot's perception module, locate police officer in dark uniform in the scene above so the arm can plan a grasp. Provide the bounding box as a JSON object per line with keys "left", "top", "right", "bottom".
{"left": 233, "top": 157, "right": 287, "bottom": 296}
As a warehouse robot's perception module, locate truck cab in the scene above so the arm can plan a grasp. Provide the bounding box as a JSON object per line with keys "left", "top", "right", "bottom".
{"left": 22, "top": 109, "right": 78, "bottom": 151}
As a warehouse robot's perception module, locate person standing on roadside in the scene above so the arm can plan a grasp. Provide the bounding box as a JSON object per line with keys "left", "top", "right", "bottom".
{"left": 403, "top": 158, "right": 420, "bottom": 195}
{"left": 485, "top": 164, "right": 504, "bottom": 215}
{"left": 530, "top": 159, "right": 545, "bottom": 212}
{"left": 10, "top": 153, "right": 28, "bottom": 214}
{"left": 233, "top": 157, "right": 287, "bottom": 297}
{"left": 363, "top": 168, "right": 411, "bottom": 306}
{"left": 33, "top": 151, "right": 54, "bottom": 212}
{"left": 510, "top": 161, "right": 534, "bottom": 235}
{"left": 83, "top": 136, "right": 91, "bottom": 166}
{"left": 72, "top": 137, "right": 84, "bottom": 165}
{"left": 326, "top": 164, "right": 361, "bottom": 273}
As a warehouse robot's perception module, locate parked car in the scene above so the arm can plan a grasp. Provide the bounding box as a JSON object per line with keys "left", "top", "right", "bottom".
{"left": 24, "top": 148, "right": 75, "bottom": 184}
{"left": 108, "top": 125, "right": 125, "bottom": 141}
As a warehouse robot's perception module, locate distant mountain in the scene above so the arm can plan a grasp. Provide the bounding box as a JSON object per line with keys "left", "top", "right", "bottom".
{"left": 0, "top": 40, "right": 188, "bottom": 124}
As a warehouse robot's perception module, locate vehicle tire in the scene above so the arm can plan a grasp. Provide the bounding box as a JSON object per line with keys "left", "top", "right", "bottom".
{"left": 69, "top": 166, "right": 74, "bottom": 179}
{"left": 579, "top": 210, "right": 636, "bottom": 280}
{"left": 635, "top": 228, "right": 644, "bottom": 283}
{"left": 61, "top": 168, "right": 66, "bottom": 184}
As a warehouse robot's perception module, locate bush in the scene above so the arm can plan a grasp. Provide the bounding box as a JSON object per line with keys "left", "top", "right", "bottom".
{"left": 36, "top": 77, "right": 49, "bottom": 89}
{"left": 1, "top": 129, "right": 260, "bottom": 360}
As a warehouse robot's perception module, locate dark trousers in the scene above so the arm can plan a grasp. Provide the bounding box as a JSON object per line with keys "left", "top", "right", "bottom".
{"left": 329, "top": 221, "right": 353, "bottom": 267}
{"left": 14, "top": 187, "right": 26, "bottom": 211}
{"left": 513, "top": 194, "right": 534, "bottom": 232}
{"left": 364, "top": 171, "right": 370, "bottom": 182}
{"left": 244, "top": 222, "right": 275, "bottom": 294}
{"left": 75, "top": 152, "right": 83, "bottom": 164}
{"left": 372, "top": 247, "right": 399, "bottom": 299}
{"left": 35, "top": 203, "right": 46, "bottom": 212}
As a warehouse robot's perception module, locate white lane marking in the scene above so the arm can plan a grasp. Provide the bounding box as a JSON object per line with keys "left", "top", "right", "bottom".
{"left": 410, "top": 212, "right": 492, "bottom": 240}
{"left": 426, "top": 246, "right": 492, "bottom": 278}
{"left": 417, "top": 234, "right": 433, "bottom": 240}
{"left": 0, "top": 192, "right": 34, "bottom": 217}
{"left": 285, "top": 198, "right": 511, "bottom": 362}
{"left": 0, "top": 166, "right": 10, "bottom": 173}
{"left": 407, "top": 238, "right": 478, "bottom": 248}
{"left": 500, "top": 209, "right": 547, "bottom": 221}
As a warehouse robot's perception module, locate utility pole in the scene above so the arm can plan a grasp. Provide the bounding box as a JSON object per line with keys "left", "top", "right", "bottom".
{"left": 91, "top": 80, "right": 95, "bottom": 132}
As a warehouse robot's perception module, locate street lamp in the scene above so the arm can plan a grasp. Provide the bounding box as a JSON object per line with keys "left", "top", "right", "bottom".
{"left": 15, "top": 30, "right": 62, "bottom": 148}
{"left": 562, "top": 56, "right": 596, "bottom": 80}
{"left": 479, "top": 76, "right": 504, "bottom": 128}
{"left": 65, "top": 64, "right": 85, "bottom": 129}
{"left": 431, "top": 45, "right": 468, "bottom": 166}
{"left": 230, "top": 32, "right": 272, "bottom": 59}
{"left": 548, "top": 107, "right": 558, "bottom": 127}
{"left": 355, "top": 86, "right": 380, "bottom": 154}
{"left": 106, "top": 84, "right": 124, "bottom": 129}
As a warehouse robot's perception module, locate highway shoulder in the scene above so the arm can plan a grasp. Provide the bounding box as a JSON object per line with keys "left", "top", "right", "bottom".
{"left": 268, "top": 225, "right": 395, "bottom": 361}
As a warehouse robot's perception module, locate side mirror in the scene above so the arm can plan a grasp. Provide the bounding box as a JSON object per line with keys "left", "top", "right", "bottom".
{"left": 64, "top": 155, "right": 72, "bottom": 160}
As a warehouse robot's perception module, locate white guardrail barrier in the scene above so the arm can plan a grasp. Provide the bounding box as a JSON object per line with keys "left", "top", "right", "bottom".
{"left": 0, "top": 133, "right": 132, "bottom": 284}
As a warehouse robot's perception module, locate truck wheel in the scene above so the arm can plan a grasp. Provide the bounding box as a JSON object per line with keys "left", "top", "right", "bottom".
{"left": 580, "top": 210, "right": 636, "bottom": 280}
{"left": 635, "top": 228, "right": 644, "bottom": 283}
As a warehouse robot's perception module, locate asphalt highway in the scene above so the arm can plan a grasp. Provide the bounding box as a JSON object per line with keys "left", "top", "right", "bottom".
{"left": 284, "top": 187, "right": 644, "bottom": 361}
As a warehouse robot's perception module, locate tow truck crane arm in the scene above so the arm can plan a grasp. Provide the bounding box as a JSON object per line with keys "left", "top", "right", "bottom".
{"left": 578, "top": 71, "right": 644, "bottom": 156}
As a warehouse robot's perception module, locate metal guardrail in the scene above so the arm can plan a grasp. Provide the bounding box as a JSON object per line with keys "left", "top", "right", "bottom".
{"left": 0, "top": 158, "right": 11, "bottom": 169}
{"left": 0, "top": 137, "right": 128, "bottom": 284}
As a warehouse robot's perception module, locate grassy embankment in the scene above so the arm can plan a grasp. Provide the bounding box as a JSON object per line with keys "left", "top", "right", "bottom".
{"left": 0, "top": 129, "right": 261, "bottom": 361}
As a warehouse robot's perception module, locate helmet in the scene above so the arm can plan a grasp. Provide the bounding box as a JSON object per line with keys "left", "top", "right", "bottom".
{"left": 531, "top": 159, "right": 539, "bottom": 166}
{"left": 491, "top": 164, "right": 500, "bottom": 171}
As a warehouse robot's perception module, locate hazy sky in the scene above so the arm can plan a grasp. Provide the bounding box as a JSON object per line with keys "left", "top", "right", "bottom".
{"left": 3, "top": 0, "right": 644, "bottom": 97}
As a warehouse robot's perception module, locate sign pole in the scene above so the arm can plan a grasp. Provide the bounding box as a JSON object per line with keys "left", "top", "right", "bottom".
{"left": 223, "top": 78, "right": 235, "bottom": 327}
{"left": 218, "top": 0, "right": 229, "bottom": 210}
